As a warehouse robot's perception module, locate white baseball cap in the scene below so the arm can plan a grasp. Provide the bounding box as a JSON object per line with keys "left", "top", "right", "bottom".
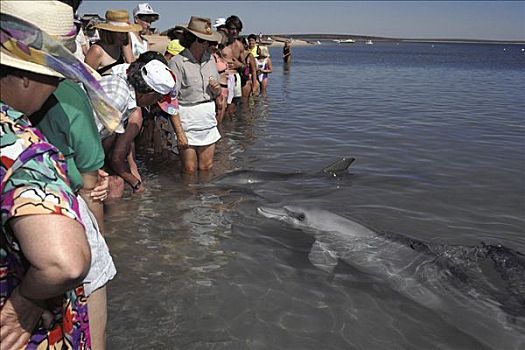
{"left": 213, "top": 17, "right": 226, "bottom": 28}
{"left": 140, "top": 60, "right": 175, "bottom": 95}
{"left": 133, "top": 3, "right": 159, "bottom": 17}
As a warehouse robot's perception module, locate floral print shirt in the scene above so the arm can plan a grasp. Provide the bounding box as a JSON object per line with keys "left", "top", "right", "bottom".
{"left": 0, "top": 102, "right": 91, "bottom": 349}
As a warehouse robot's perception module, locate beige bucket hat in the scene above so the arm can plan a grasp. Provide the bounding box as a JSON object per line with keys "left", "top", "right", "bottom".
{"left": 0, "top": 0, "right": 76, "bottom": 78}
{"left": 179, "top": 16, "right": 222, "bottom": 42}
{"left": 95, "top": 9, "right": 142, "bottom": 32}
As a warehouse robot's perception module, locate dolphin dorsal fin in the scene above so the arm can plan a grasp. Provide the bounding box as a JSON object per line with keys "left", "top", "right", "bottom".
{"left": 322, "top": 157, "right": 355, "bottom": 175}
{"left": 308, "top": 240, "right": 339, "bottom": 273}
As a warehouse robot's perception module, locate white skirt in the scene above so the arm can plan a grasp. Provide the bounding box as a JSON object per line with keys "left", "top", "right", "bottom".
{"left": 178, "top": 101, "right": 221, "bottom": 146}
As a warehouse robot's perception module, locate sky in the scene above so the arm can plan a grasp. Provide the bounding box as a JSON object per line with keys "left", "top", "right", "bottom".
{"left": 79, "top": 1, "right": 525, "bottom": 41}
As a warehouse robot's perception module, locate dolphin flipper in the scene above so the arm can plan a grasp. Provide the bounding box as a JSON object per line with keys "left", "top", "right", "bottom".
{"left": 308, "top": 240, "right": 339, "bottom": 273}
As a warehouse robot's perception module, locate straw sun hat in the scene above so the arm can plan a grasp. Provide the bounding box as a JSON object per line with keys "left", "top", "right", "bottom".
{"left": 95, "top": 9, "right": 141, "bottom": 32}
{"left": 0, "top": 0, "right": 76, "bottom": 78}
{"left": 178, "top": 16, "right": 222, "bottom": 42}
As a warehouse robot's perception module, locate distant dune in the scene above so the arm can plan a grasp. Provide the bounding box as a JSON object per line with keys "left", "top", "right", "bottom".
{"left": 144, "top": 34, "right": 169, "bottom": 53}
{"left": 143, "top": 33, "right": 524, "bottom": 54}
{"left": 272, "top": 34, "right": 525, "bottom": 45}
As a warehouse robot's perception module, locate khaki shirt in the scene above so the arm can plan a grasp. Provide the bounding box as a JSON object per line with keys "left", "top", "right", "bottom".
{"left": 169, "top": 49, "right": 219, "bottom": 106}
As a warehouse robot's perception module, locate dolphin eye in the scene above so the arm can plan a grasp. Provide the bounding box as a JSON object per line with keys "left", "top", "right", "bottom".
{"left": 293, "top": 213, "right": 306, "bottom": 221}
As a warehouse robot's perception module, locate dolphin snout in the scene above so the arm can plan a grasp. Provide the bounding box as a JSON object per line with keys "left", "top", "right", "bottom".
{"left": 257, "top": 206, "right": 287, "bottom": 219}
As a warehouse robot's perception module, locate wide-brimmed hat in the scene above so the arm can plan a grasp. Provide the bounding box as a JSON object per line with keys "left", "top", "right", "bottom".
{"left": 0, "top": 0, "right": 77, "bottom": 78}
{"left": 140, "top": 60, "right": 175, "bottom": 95}
{"left": 95, "top": 9, "right": 141, "bottom": 32}
{"left": 179, "top": 16, "right": 222, "bottom": 42}
{"left": 1, "top": 0, "right": 122, "bottom": 132}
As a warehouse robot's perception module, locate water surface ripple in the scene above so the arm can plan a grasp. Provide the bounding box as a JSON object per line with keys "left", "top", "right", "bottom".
{"left": 106, "top": 43, "right": 525, "bottom": 349}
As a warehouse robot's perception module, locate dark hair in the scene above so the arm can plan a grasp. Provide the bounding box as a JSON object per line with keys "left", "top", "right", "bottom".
{"left": 166, "top": 27, "right": 180, "bottom": 41}
{"left": 137, "top": 51, "right": 168, "bottom": 65}
{"left": 180, "top": 30, "right": 197, "bottom": 49}
{"left": 127, "top": 61, "right": 154, "bottom": 94}
{"left": 226, "top": 15, "right": 243, "bottom": 32}
{"left": 98, "top": 29, "right": 129, "bottom": 46}
{"left": 248, "top": 34, "right": 257, "bottom": 41}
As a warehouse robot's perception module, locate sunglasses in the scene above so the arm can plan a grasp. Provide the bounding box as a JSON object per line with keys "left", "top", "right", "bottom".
{"left": 196, "top": 37, "right": 210, "bottom": 44}
{"left": 137, "top": 15, "right": 157, "bottom": 23}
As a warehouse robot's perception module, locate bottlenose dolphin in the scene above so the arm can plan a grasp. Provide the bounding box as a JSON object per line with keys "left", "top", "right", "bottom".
{"left": 257, "top": 205, "right": 525, "bottom": 350}
{"left": 211, "top": 157, "right": 356, "bottom": 187}
{"left": 211, "top": 169, "right": 303, "bottom": 186}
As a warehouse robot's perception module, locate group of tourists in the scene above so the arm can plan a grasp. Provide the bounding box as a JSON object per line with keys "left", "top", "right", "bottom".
{"left": 79, "top": 6, "right": 276, "bottom": 189}
{"left": 0, "top": 0, "right": 282, "bottom": 349}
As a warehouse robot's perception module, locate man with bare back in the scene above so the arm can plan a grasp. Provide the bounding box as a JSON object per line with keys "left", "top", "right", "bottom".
{"left": 221, "top": 15, "right": 258, "bottom": 116}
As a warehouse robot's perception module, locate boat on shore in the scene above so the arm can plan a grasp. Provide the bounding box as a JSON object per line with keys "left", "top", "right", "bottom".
{"left": 333, "top": 39, "right": 355, "bottom": 44}
{"left": 260, "top": 36, "right": 274, "bottom": 45}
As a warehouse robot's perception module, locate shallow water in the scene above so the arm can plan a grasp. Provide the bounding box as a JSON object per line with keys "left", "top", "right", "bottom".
{"left": 105, "top": 43, "right": 525, "bottom": 349}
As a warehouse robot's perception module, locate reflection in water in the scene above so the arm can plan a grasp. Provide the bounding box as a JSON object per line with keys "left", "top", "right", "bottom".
{"left": 282, "top": 62, "right": 292, "bottom": 100}
{"left": 283, "top": 62, "right": 291, "bottom": 74}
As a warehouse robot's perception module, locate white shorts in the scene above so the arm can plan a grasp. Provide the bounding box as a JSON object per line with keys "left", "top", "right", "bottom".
{"left": 227, "top": 73, "right": 234, "bottom": 104}
{"left": 77, "top": 196, "right": 117, "bottom": 296}
{"left": 233, "top": 73, "right": 242, "bottom": 98}
{"left": 178, "top": 101, "right": 221, "bottom": 146}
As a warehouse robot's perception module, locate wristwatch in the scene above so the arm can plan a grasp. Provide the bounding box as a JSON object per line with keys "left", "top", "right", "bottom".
{"left": 132, "top": 180, "right": 142, "bottom": 191}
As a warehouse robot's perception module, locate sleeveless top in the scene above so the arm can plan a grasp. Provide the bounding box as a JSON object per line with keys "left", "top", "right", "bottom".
{"left": 256, "top": 57, "right": 268, "bottom": 81}
{"left": 240, "top": 54, "right": 252, "bottom": 83}
{"left": 96, "top": 55, "right": 124, "bottom": 75}
{"left": 92, "top": 43, "right": 125, "bottom": 75}
{"left": 130, "top": 32, "right": 148, "bottom": 59}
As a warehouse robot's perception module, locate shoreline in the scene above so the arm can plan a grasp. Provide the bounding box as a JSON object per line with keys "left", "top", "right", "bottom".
{"left": 144, "top": 34, "right": 314, "bottom": 52}
{"left": 144, "top": 35, "right": 523, "bottom": 53}
{"left": 272, "top": 33, "right": 525, "bottom": 45}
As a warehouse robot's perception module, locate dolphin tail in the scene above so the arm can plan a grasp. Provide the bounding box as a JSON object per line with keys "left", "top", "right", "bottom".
{"left": 308, "top": 240, "right": 339, "bottom": 273}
